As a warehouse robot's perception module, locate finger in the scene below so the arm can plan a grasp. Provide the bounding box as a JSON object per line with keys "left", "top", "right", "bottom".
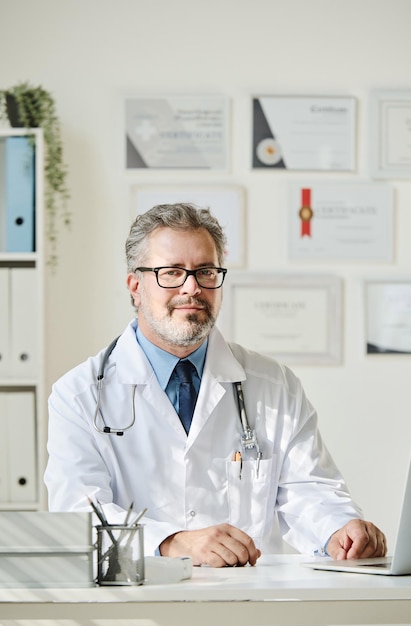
{"left": 197, "top": 539, "right": 248, "bottom": 568}
{"left": 202, "top": 548, "right": 262, "bottom": 568}
{"left": 223, "top": 525, "right": 260, "bottom": 565}
{"left": 207, "top": 534, "right": 253, "bottom": 567}
{"left": 361, "top": 527, "right": 387, "bottom": 558}
{"left": 346, "top": 535, "right": 370, "bottom": 559}
{"left": 206, "top": 525, "right": 260, "bottom": 567}
{"left": 346, "top": 523, "right": 386, "bottom": 559}
{"left": 326, "top": 529, "right": 351, "bottom": 560}
{"left": 201, "top": 550, "right": 232, "bottom": 568}
{"left": 379, "top": 531, "right": 387, "bottom": 556}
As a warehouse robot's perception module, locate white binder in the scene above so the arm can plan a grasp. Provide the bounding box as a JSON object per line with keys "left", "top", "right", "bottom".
{"left": 10, "top": 267, "right": 39, "bottom": 378}
{"left": 0, "top": 392, "right": 36, "bottom": 503}
{"left": 0, "top": 391, "right": 36, "bottom": 503}
{"left": 7, "top": 391, "right": 37, "bottom": 502}
{"left": 0, "top": 392, "right": 8, "bottom": 502}
{"left": 0, "top": 268, "right": 10, "bottom": 377}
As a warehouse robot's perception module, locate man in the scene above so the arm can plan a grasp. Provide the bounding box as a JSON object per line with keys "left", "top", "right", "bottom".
{"left": 45, "top": 203, "right": 386, "bottom": 567}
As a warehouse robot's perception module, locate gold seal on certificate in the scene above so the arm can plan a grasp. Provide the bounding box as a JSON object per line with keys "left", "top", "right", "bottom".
{"left": 299, "top": 207, "right": 313, "bottom": 221}
{"left": 256, "top": 138, "right": 283, "bottom": 165}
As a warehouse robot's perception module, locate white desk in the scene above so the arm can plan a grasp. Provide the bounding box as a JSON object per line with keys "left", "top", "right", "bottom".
{"left": 0, "top": 555, "right": 410, "bottom": 625}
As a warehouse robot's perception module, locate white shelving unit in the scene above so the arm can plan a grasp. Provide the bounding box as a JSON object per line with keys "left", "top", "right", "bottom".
{"left": 0, "top": 127, "right": 46, "bottom": 510}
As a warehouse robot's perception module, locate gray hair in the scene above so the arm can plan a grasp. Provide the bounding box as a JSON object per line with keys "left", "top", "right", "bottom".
{"left": 125, "top": 203, "right": 227, "bottom": 272}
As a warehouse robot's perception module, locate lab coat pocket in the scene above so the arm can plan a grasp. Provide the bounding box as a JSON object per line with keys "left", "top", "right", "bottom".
{"left": 226, "top": 456, "right": 275, "bottom": 543}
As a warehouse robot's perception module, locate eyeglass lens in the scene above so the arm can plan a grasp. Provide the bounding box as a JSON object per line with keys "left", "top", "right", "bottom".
{"left": 157, "top": 267, "right": 224, "bottom": 288}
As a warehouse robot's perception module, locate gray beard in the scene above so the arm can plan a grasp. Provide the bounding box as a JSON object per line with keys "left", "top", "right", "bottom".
{"left": 152, "top": 313, "right": 216, "bottom": 347}
{"left": 139, "top": 296, "right": 218, "bottom": 348}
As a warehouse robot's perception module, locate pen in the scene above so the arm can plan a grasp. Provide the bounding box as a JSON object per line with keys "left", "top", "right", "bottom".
{"left": 256, "top": 451, "right": 262, "bottom": 479}
{"left": 132, "top": 506, "right": 148, "bottom": 526}
{"left": 114, "top": 506, "right": 147, "bottom": 553}
{"left": 124, "top": 501, "right": 134, "bottom": 526}
{"left": 96, "top": 500, "right": 108, "bottom": 524}
{"left": 117, "top": 501, "right": 135, "bottom": 543}
{"left": 124, "top": 507, "right": 148, "bottom": 552}
{"left": 87, "top": 496, "right": 117, "bottom": 545}
{"left": 233, "top": 451, "right": 242, "bottom": 479}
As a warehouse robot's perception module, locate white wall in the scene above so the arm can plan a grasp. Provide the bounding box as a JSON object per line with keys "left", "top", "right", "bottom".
{"left": 1, "top": 0, "right": 410, "bottom": 549}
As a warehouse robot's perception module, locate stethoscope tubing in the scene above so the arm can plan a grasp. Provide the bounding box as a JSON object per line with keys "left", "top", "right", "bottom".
{"left": 92, "top": 337, "right": 261, "bottom": 459}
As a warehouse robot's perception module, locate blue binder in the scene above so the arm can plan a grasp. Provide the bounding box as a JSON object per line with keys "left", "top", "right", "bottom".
{"left": 5, "top": 137, "right": 35, "bottom": 252}
{"left": 0, "top": 138, "right": 6, "bottom": 251}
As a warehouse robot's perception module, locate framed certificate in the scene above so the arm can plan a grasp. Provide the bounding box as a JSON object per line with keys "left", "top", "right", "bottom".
{"left": 252, "top": 95, "right": 356, "bottom": 171}
{"left": 131, "top": 185, "right": 246, "bottom": 268}
{"left": 125, "top": 95, "right": 229, "bottom": 170}
{"left": 288, "top": 183, "right": 394, "bottom": 262}
{"left": 365, "top": 280, "right": 411, "bottom": 354}
{"left": 219, "top": 273, "right": 343, "bottom": 365}
{"left": 370, "top": 90, "right": 411, "bottom": 179}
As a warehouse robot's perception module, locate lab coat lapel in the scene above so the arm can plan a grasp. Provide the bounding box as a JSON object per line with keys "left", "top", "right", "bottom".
{"left": 186, "top": 327, "right": 245, "bottom": 446}
{"left": 141, "top": 378, "right": 188, "bottom": 436}
{"left": 112, "top": 322, "right": 247, "bottom": 442}
{"left": 112, "top": 324, "right": 185, "bottom": 435}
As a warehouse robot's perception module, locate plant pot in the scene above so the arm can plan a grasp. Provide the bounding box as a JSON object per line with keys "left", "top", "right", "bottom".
{"left": 5, "top": 93, "right": 39, "bottom": 128}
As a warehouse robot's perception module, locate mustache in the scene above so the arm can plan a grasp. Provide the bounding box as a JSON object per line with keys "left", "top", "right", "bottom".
{"left": 167, "top": 297, "right": 212, "bottom": 314}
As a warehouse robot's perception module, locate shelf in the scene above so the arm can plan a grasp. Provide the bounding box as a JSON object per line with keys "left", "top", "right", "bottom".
{"left": 0, "top": 254, "right": 37, "bottom": 268}
{"left": 0, "top": 128, "right": 46, "bottom": 511}
{"left": 0, "top": 502, "right": 40, "bottom": 512}
{"left": 0, "top": 127, "right": 42, "bottom": 138}
{"left": 0, "top": 381, "right": 39, "bottom": 389}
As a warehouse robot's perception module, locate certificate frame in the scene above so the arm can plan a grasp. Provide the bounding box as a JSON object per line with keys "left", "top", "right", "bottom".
{"left": 364, "top": 279, "right": 411, "bottom": 355}
{"left": 125, "top": 95, "right": 230, "bottom": 171}
{"left": 288, "top": 182, "right": 394, "bottom": 262}
{"left": 219, "top": 273, "right": 343, "bottom": 365}
{"left": 130, "top": 184, "right": 247, "bottom": 268}
{"left": 370, "top": 90, "right": 411, "bottom": 179}
{"left": 252, "top": 95, "right": 356, "bottom": 171}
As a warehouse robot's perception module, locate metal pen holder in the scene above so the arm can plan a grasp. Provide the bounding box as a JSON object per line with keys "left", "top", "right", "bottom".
{"left": 96, "top": 524, "right": 145, "bottom": 586}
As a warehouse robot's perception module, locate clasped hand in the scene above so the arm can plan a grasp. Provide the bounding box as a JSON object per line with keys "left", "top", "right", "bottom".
{"left": 326, "top": 519, "right": 387, "bottom": 560}
{"left": 160, "top": 523, "right": 261, "bottom": 568}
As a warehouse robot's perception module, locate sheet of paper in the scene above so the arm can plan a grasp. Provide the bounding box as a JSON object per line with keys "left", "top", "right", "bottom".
{"left": 125, "top": 96, "right": 229, "bottom": 170}
{"left": 252, "top": 96, "right": 356, "bottom": 171}
{"left": 366, "top": 282, "right": 411, "bottom": 354}
{"left": 131, "top": 185, "right": 245, "bottom": 268}
{"left": 288, "top": 183, "right": 393, "bottom": 261}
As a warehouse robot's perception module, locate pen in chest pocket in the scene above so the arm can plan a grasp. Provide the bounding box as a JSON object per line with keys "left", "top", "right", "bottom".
{"left": 233, "top": 450, "right": 243, "bottom": 479}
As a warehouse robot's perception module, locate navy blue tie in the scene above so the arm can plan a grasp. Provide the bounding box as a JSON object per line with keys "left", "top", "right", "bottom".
{"left": 175, "top": 360, "right": 197, "bottom": 434}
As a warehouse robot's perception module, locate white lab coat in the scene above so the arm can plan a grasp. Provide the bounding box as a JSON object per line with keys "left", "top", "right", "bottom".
{"left": 45, "top": 320, "right": 363, "bottom": 556}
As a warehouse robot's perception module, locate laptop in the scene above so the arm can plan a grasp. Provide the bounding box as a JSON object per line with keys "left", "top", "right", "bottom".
{"left": 302, "top": 457, "right": 411, "bottom": 575}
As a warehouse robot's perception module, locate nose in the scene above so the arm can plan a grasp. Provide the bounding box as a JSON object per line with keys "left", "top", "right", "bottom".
{"left": 180, "top": 273, "right": 201, "bottom": 295}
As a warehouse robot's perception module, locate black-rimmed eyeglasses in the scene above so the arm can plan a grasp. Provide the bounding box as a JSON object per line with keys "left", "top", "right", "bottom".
{"left": 134, "top": 266, "right": 227, "bottom": 289}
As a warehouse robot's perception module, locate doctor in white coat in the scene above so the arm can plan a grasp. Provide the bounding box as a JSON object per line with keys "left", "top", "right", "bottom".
{"left": 44, "top": 203, "right": 386, "bottom": 567}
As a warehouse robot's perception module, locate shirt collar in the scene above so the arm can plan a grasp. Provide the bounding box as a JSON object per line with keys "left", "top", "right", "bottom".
{"left": 136, "top": 325, "right": 208, "bottom": 390}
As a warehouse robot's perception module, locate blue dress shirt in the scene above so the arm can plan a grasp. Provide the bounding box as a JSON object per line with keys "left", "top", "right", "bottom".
{"left": 136, "top": 326, "right": 207, "bottom": 413}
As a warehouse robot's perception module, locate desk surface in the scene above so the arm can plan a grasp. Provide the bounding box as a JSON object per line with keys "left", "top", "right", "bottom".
{"left": 1, "top": 554, "right": 410, "bottom": 625}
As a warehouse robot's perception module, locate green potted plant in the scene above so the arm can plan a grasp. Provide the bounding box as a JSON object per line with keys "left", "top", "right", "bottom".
{"left": 0, "top": 81, "right": 70, "bottom": 267}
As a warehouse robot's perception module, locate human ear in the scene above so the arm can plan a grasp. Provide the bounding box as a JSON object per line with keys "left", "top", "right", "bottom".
{"left": 126, "top": 272, "right": 141, "bottom": 307}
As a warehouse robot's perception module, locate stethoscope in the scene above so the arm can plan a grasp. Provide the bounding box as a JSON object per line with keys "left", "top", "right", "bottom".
{"left": 93, "top": 336, "right": 262, "bottom": 465}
